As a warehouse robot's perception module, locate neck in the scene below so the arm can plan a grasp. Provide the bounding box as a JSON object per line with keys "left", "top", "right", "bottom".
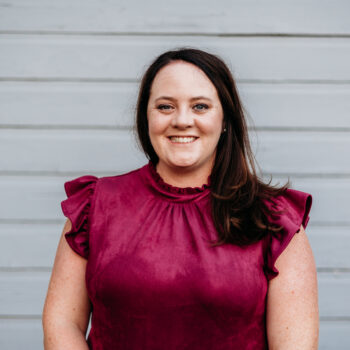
{"left": 155, "top": 161, "right": 212, "bottom": 188}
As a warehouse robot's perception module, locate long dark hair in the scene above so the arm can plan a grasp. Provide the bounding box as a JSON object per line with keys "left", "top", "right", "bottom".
{"left": 135, "top": 47, "right": 290, "bottom": 247}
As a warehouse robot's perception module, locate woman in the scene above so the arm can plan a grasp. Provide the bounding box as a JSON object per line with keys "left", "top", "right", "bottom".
{"left": 42, "top": 47, "right": 319, "bottom": 349}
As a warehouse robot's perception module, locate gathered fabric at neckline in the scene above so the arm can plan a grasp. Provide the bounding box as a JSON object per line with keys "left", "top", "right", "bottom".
{"left": 144, "top": 161, "right": 211, "bottom": 202}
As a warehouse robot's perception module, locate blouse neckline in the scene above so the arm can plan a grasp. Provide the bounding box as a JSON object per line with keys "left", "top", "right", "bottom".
{"left": 144, "top": 161, "right": 211, "bottom": 202}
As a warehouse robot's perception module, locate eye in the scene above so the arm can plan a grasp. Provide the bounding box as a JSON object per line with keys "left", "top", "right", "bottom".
{"left": 194, "top": 103, "right": 209, "bottom": 111}
{"left": 157, "top": 104, "right": 173, "bottom": 110}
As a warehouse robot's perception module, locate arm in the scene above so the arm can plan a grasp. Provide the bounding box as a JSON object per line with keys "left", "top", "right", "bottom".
{"left": 266, "top": 224, "right": 319, "bottom": 349}
{"left": 42, "top": 219, "right": 91, "bottom": 349}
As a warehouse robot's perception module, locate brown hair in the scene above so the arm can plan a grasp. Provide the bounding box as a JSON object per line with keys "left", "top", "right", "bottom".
{"left": 135, "top": 47, "right": 290, "bottom": 247}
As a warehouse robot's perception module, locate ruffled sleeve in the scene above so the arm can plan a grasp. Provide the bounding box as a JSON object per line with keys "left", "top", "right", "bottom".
{"left": 263, "top": 188, "right": 313, "bottom": 281}
{"left": 60, "top": 175, "right": 99, "bottom": 259}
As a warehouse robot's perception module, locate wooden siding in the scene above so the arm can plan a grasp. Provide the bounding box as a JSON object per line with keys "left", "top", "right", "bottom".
{"left": 0, "top": 1, "right": 349, "bottom": 348}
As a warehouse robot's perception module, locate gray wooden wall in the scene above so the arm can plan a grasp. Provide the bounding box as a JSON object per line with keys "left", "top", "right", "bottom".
{"left": 1, "top": 1, "right": 349, "bottom": 348}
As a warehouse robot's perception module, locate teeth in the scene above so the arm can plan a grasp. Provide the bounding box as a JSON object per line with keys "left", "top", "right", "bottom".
{"left": 169, "top": 136, "right": 197, "bottom": 143}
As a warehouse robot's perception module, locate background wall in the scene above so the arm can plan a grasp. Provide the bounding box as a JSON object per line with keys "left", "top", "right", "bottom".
{"left": 0, "top": 1, "right": 349, "bottom": 348}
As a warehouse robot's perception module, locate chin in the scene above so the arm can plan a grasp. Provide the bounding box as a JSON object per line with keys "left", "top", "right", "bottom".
{"left": 168, "top": 158, "right": 198, "bottom": 169}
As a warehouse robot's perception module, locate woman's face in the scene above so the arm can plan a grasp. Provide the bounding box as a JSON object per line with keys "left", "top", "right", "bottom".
{"left": 147, "top": 61, "right": 224, "bottom": 175}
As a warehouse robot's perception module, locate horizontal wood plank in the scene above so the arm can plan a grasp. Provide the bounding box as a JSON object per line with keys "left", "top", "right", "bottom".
{"left": 319, "top": 320, "right": 350, "bottom": 350}
{"left": 0, "top": 223, "right": 348, "bottom": 269}
{"left": 255, "top": 131, "right": 350, "bottom": 174}
{"left": 0, "top": 129, "right": 148, "bottom": 174}
{"left": 1, "top": 81, "right": 350, "bottom": 129}
{"left": 0, "top": 0, "right": 349, "bottom": 35}
{"left": 0, "top": 271, "right": 348, "bottom": 317}
{"left": 0, "top": 272, "right": 48, "bottom": 315}
{"left": 0, "top": 81, "right": 137, "bottom": 128}
{"left": 0, "top": 319, "right": 44, "bottom": 350}
{"left": 307, "top": 226, "right": 350, "bottom": 269}
{"left": 240, "top": 83, "right": 350, "bottom": 129}
{"left": 1, "top": 36, "right": 350, "bottom": 81}
{"left": 318, "top": 274, "right": 350, "bottom": 317}
{"left": 0, "top": 224, "right": 59, "bottom": 268}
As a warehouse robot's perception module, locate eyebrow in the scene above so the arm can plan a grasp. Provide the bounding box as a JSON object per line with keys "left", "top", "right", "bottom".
{"left": 154, "top": 96, "right": 213, "bottom": 102}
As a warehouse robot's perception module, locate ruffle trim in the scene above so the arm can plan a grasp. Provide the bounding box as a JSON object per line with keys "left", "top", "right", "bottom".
{"left": 60, "top": 175, "right": 99, "bottom": 259}
{"left": 263, "top": 188, "right": 313, "bottom": 281}
{"left": 148, "top": 161, "right": 211, "bottom": 195}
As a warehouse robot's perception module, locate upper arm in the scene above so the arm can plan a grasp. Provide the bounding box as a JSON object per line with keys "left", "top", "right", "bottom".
{"left": 266, "top": 224, "right": 319, "bottom": 350}
{"left": 42, "top": 218, "right": 91, "bottom": 334}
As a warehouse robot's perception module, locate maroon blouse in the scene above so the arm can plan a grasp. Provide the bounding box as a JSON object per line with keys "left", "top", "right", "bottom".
{"left": 61, "top": 161, "right": 312, "bottom": 350}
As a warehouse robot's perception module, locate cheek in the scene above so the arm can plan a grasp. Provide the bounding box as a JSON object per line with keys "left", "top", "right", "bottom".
{"left": 147, "top": 119, "right": 159, "bottom": 141}
{"left": 148, "top": 115, "right": 167, "bottom": 137}
{"left": 197, "top": 118, "right": 223, "bottom": 140}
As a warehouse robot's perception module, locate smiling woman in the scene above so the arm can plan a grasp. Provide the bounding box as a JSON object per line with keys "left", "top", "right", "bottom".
{"left": 43, "top": 47, "right": 319, "bottom": 350}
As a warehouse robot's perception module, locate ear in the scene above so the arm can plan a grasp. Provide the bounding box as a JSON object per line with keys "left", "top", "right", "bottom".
{"left": 221, "top": 122, "right": 227, "bottom": 133}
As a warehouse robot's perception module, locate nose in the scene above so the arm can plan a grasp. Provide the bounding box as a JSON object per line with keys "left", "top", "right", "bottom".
{"left": 170, "top": 107, "right": 194, "bottom": 129}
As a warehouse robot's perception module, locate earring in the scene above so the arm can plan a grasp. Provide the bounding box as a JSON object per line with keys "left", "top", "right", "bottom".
{"left": 223, "top": 128, "right": 227, "bottom": 133}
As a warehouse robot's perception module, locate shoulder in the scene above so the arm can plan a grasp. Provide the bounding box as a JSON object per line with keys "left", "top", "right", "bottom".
{"left": 96, "top": 164, "right": 149, "bottom": 198}
{"left": 264, "top": 188, "right": 312, "bottom": 210}
{"left": 262, "top": 187, "right": 313, "bottom": 281}
{"left": 273, "top": 223, "right": 315, "bottom": 276}
{"left": 263, "top": 188, "right": 312, "bottom": 229}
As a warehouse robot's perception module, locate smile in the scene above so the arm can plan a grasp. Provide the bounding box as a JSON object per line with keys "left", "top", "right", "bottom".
{"left": 168, "top": 136, "right": 198, "bottom": 143}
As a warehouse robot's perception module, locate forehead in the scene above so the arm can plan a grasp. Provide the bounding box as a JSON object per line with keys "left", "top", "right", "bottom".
{"left": 150, "top": 61, "right": 218, "bottom": 97}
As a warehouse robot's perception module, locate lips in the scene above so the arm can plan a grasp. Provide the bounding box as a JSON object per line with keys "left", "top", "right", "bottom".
{"left": 168, "top": 136, "right": 199, "bottom": 143}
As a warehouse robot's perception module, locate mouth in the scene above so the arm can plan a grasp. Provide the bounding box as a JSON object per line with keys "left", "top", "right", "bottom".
{"left": 168, "top": 136, "right": 199, "bottom": 144}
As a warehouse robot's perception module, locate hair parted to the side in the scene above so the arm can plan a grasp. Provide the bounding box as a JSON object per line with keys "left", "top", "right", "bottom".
{"left": 135, "top": 46, "right": 290, "bottom": 247}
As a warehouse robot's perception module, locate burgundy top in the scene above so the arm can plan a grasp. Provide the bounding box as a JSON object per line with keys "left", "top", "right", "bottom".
{"left": 61, "top": 162, "right": 312, "bottom": 350}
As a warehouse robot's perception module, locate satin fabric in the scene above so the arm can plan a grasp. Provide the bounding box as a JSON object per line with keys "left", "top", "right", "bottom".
{"left": 61, "top": 162, "right": 312, "bottom": 349}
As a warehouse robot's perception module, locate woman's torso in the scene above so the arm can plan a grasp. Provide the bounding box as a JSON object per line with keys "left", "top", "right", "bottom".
{"left": 84, "top": 163, "right": 270, "bottom": 349}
